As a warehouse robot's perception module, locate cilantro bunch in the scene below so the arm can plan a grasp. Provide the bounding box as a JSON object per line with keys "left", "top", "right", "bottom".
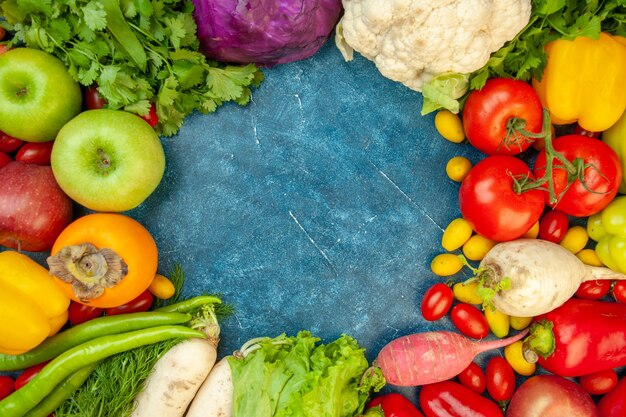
{"left": 470, "top": 0, "right": 626, "bottom": 89}
{"left": 0, "top": 0, "right": 264, "bottom": 136}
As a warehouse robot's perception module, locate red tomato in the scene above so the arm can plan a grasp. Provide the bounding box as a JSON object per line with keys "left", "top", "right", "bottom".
{"left": 598, "top": 376, "right": 626, "bottom": 417}
{"left": 421, "top": 283, "right": 453, "bottom": 321}
{"left": 105, "top": 290, "right": 153, "bottom": 316}
{"left": 83, "top": 85, "right": 107, "bottom": 110}
{"left": 0, "top": 375, "right": 15, "bottom": 401}
{"left": 575, "top": 280, "right": 612, "bottom": 300}
{"left": 68, "top": 301, "right": 104, "bottom": 326}
{"left": 538, "top": 209, "right": 569, "bottom": 243}
{"left": 140, "top": 104, "right": 159, "bottom": 128}
{"left": 0, "top": 27, "right": 5, "bottom": 41}
{"left": 15, "top": 141, "right": 54, "bottom": 165}
{"left": 457, "top": 361, "right": 486, "bottom": 394}
{"left": 14, "top": 361, "right": 49, "bottom": 390}
{"left": 420, "top": 381, "right": 503, "bottom": 417}
{"left": 367, "top": 393, "right": 425, "bottom": 417}
{"left": 462, "top": 78, "right": 543, "bottom": 155}
{"left": 613, "top": 281, "right": 626, "bottom": 303}
{"left": 579, "top": 368, "right": 618, "bottom": 395}
{"left": 459, "top": 155, "right": 545, "bottom": 242}
{"left": 450, "top": 303, "right": 489, "bottom": 339}
{"left": 486, "top": 356, "right": 516, "bottom": 402}
{"left": 534, "top": 135, "right": 622, "bottom": 217}
{"left": 0, "top": 131, "right": 24, "bottom": 153}
{"left": 573, "top": 124, "right": 600, "bottom": 138}
{"left": 0, "top": 151, "right": 12, "bottom": 170}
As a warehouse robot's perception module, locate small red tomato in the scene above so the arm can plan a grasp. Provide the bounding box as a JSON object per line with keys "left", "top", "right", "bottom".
{"left": 68, "top": 301, "right": 104, "bottom": 326}
{"left": 421, "top": 283, "right": 453, "bottom": 321}
{"left": 579, "top": 368, "right": 618, "bottom": 395}
{"left": 0, "top": 27, "right": 5, "bottom": 41}
{"left": 575, "top": 280, "right": 612, "bottom": 300}
{"left": 598, "top": 376, "right": 626, "bottom": 417}
{"left": 14, "top": 361, "right": 49, "bottom": 390}
{"left": 486, "top": 356, "right": 516, "bottom": 402}
{"left": 105, "top": 290, "right": 153, "bottom": 316}
{"left": 613, "top": 281, "right": 626, "bottom": 303}
{"left": 0, "top": 151, "right": 12, "bottom": 170}
{"left": 538, "top": 209, "right": 569, "bottom": 243}
{"left": 367, "top": 392, "right": 424, "bottom": 417}
{"left": 457, "top": 361, "right": 486, "bottom": 394}
{"left": 0, "top": 131, "right": 24, "bottom": 153}
{"left": 573, "top": 124, "right": 601, "bottom": 138}
{"left": 450, "top": 303, "right": 489, "bottom": 339}
{"left": 15, "top": 141, "right": 54, "bottom": 165}
{"left": 140, "top": 104, "right": 159, "bottom": 128}
{"left": 83, "top": 85, "right": 107, "bottom": 110}
{"left": 0, "top": 375, "right": 15, "bottom": 400}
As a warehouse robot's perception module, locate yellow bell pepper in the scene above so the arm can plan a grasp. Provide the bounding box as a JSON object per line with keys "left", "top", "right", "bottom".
{"left": 0, "top": 251, "right": 70, "bottom": 354}
{"left": 533, "top": 32, "right": 626, "bottom": 132}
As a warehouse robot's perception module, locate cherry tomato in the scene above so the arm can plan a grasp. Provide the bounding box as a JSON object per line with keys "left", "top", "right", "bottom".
{"left": 15, "top": 141, "right": 54, "bottom": 165}
{"left": 421, "top": 283, "right": 453, "bottom": 321}
{"left": 613, "top": 281, "right": 626, "bottom": 303}
{"left": 573, "top": 123, "right": 601, "bottom": 138}
{"left": 598, "top": 376, "right": 626, "bottom": 417}
{"left": 105, "top": 290, "right": 153, "bottom": 316}
{"left": 459, "top": 155, "right": 545, "bottom": 242}
{"left": 0, "top": 151, "right": 12, "bottom": 170}
{"left": 0, "top": 375, "right": 15, "bottom": 401}
{"left": 83, "top": 85, "right": 107, "bottom": 110}
{"left": 579, "top": 368, "right": 618, "bottom": 395}
{"left": 0, "top": 27, "right": 5, "bottom": 41}
{"left": 538, "top": 209, "right": 569, "bottom": 243}
{"left": 367, "top": 392, "right": 425, "bottom": 417}
{"left": 0, "top": 131, "right": 24, "bottom": 153}
{"left": 68, "top": 301, "right": 104, "bottom": 326}
{"left": 575, "top": 280, "right": 612, "bottom": 300}
{"left": 450, "top": 303, "right": 489, "bottom": 339}
{"left": 140, "top": 104, "right": 158, "bottom": 128}
{"left": 534, "top": 135, "right": 622, "bottom": 217}
{"left": 14, "top": 361, "right": 49, "bottom": 390}
{"left": 462, "top": 78, "right": 543, "bottom": 155}
{"left": 420, "top": 381, "right": 504, "bottom": 417}
{"left": 457, "top": 361, "right": 486, "bottom": 394}
{"left": 486, "top": 355, "right": 516, "bottom": 402}
{"left": 435, "top": 110, "right": 465, "bottom": 144}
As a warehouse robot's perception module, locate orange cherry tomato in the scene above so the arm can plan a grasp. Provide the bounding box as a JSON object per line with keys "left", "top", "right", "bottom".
{"left": 50, "top": 213, "right": 158, "bottom": 308}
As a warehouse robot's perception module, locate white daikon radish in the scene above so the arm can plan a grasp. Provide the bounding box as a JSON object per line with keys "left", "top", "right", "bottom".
{"left": 475, "top": 238, "right": 626, "bottom": 317}
{"left": 185, "top": 356, "right": 233, "bottom": 417}
{"left": 130, "top": 306, "right": 220, "bottom": 417}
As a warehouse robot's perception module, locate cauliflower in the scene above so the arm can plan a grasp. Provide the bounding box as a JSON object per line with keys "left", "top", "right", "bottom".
{"left": 336, "top": 0, "right": 531, "bottom": 92}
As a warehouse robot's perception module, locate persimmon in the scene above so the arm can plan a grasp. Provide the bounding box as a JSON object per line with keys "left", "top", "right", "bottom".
{"left": 48, "top": 213, "right": 158, "bottom": 308}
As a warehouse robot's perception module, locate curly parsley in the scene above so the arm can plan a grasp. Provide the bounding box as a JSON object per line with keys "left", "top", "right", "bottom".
{"left": 0, "top": 0, "right": 264, "bottom": 136}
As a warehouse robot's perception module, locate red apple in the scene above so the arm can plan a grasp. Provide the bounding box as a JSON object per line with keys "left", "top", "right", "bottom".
{"left": 0, "top": 162, "right": 73, "bottom": 251}
{"left": 0, "top": 152, "right": 11, "bottom": 169}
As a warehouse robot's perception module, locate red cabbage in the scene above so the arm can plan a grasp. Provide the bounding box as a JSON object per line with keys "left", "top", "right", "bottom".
{"left": 192, "top": 0, "right": 343, "bottom": 66}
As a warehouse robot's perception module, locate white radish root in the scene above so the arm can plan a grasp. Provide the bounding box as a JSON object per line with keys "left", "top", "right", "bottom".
{"left": 185, "top": 356, "right": 233, "bottom": 417}
{"left": 131, "top": 306, "right": 220, "bottom": 417}
{"left": 476, "top": 238, "right": 626, "bottom": 317}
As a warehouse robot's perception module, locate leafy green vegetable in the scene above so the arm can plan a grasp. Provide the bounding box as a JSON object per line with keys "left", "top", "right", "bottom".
{"left": 0, "top": 0, "right": 264, "bottom": 136}
{"left": 229, "top": 331, "right": 385, "bottom": 417}
{"left": 420, "top": 72, "right": 469, "bottom": 115}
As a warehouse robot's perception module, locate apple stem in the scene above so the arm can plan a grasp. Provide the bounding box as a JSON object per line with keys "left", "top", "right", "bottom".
{"left": 47, "top": 242, "right": 128, "bottom": 302}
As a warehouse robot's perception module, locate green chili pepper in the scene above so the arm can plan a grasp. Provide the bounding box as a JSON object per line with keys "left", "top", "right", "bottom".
{"left": 23, "top": 362, "right": 100, "bottom": 417}
{"left": 102, "top": 0, "right": 147, "bottom": 71}
{"left": 0, "top": 311, "right": 191, "bottom": 372}
{"left": 0, "top": 325, "right": 203, "bottom": 417}
{"left": 156, "top": 295, "right": 222, "bottom": 313}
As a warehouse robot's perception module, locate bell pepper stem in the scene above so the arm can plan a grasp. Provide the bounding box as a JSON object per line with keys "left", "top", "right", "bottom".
{"left": 522, "top": 319, "right": 556, "bottom": 363}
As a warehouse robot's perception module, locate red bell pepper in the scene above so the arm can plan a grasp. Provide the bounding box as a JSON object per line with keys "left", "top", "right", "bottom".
{"left": 598, "top": 376, "right": 626, "bottom": 417}
{"left": 419, "top": 381, "right": 503, "bottom": 417}
{"left": 523, "top": 298, "right": 626, "bottom": 377}
{"left": 368, "top": 393, "right": 424, "bottom": 417}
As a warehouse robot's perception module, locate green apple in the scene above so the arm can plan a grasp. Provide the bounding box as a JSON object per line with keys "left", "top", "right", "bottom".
{"left": 0, "top": 48, "right": 82, "bottom": 142}
{"left": 51, "top": 109, "right": 166, "bottom": 212}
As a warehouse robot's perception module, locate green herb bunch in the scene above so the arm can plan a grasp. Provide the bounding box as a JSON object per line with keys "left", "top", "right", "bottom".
{"left": 0, "top": 0, "right": 264, "bottom": 136}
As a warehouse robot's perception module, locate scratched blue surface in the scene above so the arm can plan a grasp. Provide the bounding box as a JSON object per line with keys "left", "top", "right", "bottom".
{"left": 126, "top": 38, "right": 484, "bottom": 365}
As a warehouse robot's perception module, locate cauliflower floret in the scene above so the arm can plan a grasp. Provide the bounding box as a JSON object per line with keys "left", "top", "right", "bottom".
{"left": 336, "top": 0, "right": 531, "bottom": 91}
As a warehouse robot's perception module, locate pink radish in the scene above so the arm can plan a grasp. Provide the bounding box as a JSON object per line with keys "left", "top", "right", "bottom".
{"left": 376, "top": 329, "right": 528, "bottom": 386}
